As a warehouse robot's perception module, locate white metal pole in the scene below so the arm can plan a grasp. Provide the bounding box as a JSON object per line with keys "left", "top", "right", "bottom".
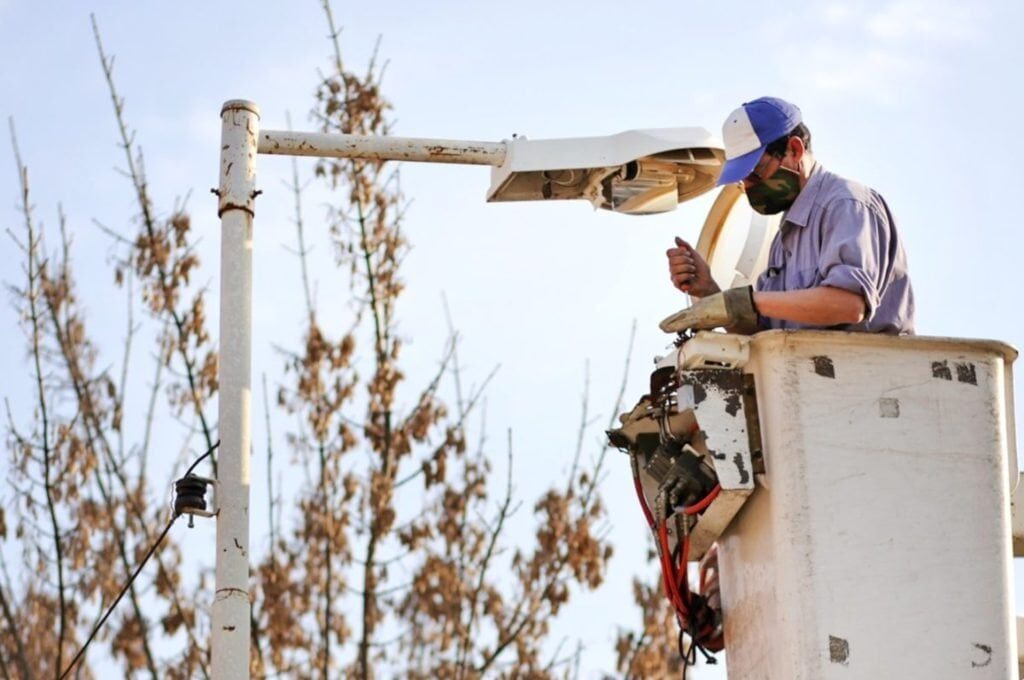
{"left": 258, "top": 129, "right": 507, "bottom": 165}
{"left": 214, "top": 99, "right": 259, "bottom": 680}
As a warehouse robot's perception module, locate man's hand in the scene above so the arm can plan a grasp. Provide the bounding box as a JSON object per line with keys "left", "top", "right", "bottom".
{"left": 666, "top": 237, "right": 719, "bottom": 298}
{"left": 659, "top": 286, "right": 759, "bottom": 335}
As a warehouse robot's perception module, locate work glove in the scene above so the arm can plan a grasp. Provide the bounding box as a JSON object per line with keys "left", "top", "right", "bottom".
{"left": 659, "top": 286, "right": 759, "bottom": 335}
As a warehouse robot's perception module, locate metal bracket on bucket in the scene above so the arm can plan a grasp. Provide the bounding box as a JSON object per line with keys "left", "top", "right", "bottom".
{"left": 678, "top": 361, "right": 761, "bottom": 558}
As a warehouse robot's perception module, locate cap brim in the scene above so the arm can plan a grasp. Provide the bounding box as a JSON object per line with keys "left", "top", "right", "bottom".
{"left": 716, "top": 145, "right": 764, "bottom": 186}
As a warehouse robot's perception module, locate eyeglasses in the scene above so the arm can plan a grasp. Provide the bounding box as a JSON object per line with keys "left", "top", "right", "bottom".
{"left": 743, "top": 152, "right": 786, "bottom": 187}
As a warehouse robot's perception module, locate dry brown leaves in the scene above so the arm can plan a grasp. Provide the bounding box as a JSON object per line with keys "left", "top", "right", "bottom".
{"left": 1, "top": 23, "right": 214, "bottom": 677}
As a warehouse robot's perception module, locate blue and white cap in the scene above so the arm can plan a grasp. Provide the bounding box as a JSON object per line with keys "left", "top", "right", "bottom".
{"left": 717, "top": 97, "right": 802, "bottom": 186}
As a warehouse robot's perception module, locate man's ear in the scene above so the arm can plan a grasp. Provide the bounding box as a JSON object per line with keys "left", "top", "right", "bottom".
{"left": 787, "top": 135, "right": 806, "bottom": 163}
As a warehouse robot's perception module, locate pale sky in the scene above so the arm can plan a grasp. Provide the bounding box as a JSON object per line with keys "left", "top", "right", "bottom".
{"left": 2, "top": 1, "right": 1023, "bottom": 678}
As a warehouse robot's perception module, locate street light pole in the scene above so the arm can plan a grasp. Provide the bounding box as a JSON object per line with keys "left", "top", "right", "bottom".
{"left": 211, "top": 99, "right": 722, "bottom": 678}
{"left": 213, "top": 99, "right": 259, "bottom": 680}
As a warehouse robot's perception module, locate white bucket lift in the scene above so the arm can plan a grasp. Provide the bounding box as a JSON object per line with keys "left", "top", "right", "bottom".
{"left": 696, "top": 330, "right": 1017, "bottom": 679}
{"left": 611, "top": 187, "right": 1023, "bottom": 678}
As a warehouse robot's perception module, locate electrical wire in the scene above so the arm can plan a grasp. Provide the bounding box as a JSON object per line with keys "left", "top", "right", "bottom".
{"left": 678, "top": 529, "right": 690, "bottom": 599}
{"left": 184, "top": 440, "right": 219, "bottom": 477}
{"left": 629, "top": 451, "right": 659, "bottom": 531}
{"left": 683, "top": 484, "right": 721, "bottom": 515}
{"left": 541, "top": 168, "right": 579, "bottom": 186}
{"left": 629, "top": 449, "right": 725, "bottom": 667}
{"left": 633, "top": 454, "right": 688, "bottom": 617}
{"left": 59, "top": 516, "right": 178, "bottom": 680}
{"left": 57, "top": 440, "right": 219, "bottom": 680}
{"left": 657, "top": 519, "right": 688, "bottom": 616}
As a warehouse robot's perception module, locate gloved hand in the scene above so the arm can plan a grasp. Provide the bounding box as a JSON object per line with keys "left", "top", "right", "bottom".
{"left": 659, "top": 286, "right": 759, "bottom": 335}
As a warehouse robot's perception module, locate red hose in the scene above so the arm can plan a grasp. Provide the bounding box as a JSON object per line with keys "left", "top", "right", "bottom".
{"left": 634, "top": 459, "right": 688, "bottom": 614}
{"left": 684, "top": 484, "right": 721, "bottom": 515}
{"left": 631, "top": 455, "right": 722, "bottom": 633}
{"left": 678, "top": 533, "right": 692, "bottom": 605}
{"left": 658, "top": 520, "right": 688, "bottom": 616}
{"left": 632, "top": 473, "right": 655, "bottom": 529}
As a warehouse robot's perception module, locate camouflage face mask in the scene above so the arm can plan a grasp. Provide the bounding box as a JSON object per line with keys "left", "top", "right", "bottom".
{"left": 745, "top": 166, "right": 801, "bottom": 215}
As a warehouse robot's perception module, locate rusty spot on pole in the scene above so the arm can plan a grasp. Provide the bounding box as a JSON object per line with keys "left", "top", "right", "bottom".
{"left": 828, "top": 635, "right": 849, "bottom": 665}
{"left": 217, "top": 202, "right": 254, "bottom": 218}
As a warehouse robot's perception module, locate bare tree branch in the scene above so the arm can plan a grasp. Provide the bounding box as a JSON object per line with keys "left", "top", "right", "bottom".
{"left": 477, "top": 322, "right": 635, "bottom": 674}
{"left": 0, "top": 583, "right": 33, "bottom": 680}
{"left": 91, "top": 14, "right": 217, "bottom": 467}
{"left": 10, "top": 117, "right": 69, "bottom": 678}
{"left": 262, "top": 372, "right": 277, "bottom": 551}
{"left": 455, "top": 430, "right": 515, "bottom": 679}
{"left": 286, "top": 111, "right": 316, "bottom": 318}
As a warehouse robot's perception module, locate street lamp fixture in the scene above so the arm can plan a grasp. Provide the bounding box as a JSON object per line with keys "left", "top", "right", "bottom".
{"left": 487, "top": 128, "right": 723, "bottom": 215}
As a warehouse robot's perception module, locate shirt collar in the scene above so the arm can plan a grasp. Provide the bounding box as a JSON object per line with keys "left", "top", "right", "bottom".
{"left": 782, "top": 161, "right": 823, "bottom": 228}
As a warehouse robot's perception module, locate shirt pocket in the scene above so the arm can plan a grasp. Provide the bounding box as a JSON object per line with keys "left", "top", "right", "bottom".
{"left": 789, "top": 266, "right": 822, "bottom": 291}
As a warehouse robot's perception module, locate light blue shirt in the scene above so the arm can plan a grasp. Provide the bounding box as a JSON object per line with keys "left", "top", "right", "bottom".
{"left": 755, "top": 162, "right": 915, "bottom": 334}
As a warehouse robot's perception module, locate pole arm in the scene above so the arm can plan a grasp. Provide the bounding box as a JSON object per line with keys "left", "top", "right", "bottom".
{"left": 258, "top": 130, "right": 508, "bottom": 166}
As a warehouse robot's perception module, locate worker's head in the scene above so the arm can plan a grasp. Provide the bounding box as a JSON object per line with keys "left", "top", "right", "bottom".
{"left": 717, "top": 97, "right": 813, "bottom": 214}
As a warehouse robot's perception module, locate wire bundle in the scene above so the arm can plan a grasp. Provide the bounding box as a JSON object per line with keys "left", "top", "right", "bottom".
{"left": 630, "top": 452, "right": 722, "bottom": 670}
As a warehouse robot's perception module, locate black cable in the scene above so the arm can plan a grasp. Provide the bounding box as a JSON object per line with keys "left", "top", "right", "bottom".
{"left": 679, "top": 628, "right": 692, "bottom": 679}
{"left": 184, "top": 439, "right": 219, "bottom": 477}
{"left": 57, "top": 440, "right": 219, "bottom": 680}
{"left": 695, "top": 643, "right": 717, "bottom": 664}
{"left": 58, "top": 515, "right": 177, "bottom": 680}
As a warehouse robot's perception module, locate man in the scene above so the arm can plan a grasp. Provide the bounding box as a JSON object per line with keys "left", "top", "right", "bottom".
{"left": 662, "top": 96, "right": 914, "bottom": 335}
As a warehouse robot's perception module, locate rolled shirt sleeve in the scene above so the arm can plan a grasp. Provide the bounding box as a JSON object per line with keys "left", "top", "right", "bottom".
{"left": 754, "top": 163, "right": 914, "bottom": 334}
{"left": 816, "top": 198, "right": 890, "bottom": 322}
